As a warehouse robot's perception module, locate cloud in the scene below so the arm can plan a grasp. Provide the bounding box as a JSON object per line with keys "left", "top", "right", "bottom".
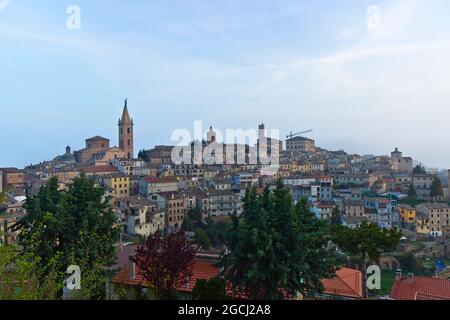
{"left": 0, "top": 0, "right": 11, "bottom": 12}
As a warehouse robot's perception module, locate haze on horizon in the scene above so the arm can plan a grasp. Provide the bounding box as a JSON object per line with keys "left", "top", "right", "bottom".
{"left": 1, "top": 0, "right": 449, "bottom": 169}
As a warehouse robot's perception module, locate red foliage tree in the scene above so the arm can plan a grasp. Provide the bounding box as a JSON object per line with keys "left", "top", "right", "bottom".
{"left": 136, "top": 231, "right": 197, "bottom": 299}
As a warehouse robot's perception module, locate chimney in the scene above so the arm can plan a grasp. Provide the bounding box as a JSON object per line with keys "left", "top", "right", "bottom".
{"left": 129, "top": 255, "right": 136, "bottom": 280}
{"left": 407, "top": 273, "right": 414, "bottom": 284}
{"left": 395, "top": 269, "right": 402, "bottom": 281}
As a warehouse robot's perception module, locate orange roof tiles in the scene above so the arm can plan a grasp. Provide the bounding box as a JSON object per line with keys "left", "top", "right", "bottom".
{"left": 111, "top": 258, "right": 219, "bottom": 293}
{"left": 322, "top": 268, "right": 363, "bottom": 299}
{"left": 144, "top": 176, "right": 178, "bottom": 184}
{"left": 81, "top": 165, "right": 119, "bottom": 174}
{"left": 390, "top": 276, "right": 450, "bottom": 300}
{"left": 112, "top": 257, "right": 362, "bottom": 299}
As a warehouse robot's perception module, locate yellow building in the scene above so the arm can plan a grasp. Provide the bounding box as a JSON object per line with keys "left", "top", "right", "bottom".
{"left": 98, "top": 173, "right": 130, "bottom": 198}
{"left": 399, "top": 205, "right": 416, "bottom": 224}
{"left": 415, "top": 213, "right": 430, "bottom": 235}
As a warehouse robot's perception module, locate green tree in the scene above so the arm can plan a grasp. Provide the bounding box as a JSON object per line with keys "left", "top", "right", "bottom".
{"left": 430, "top": 176, "right": 444, "bottom": 199}
{"left": 182, "top": 214, "right": 194, "bottom": 232}
{"left": 0, "top": 192, "right": 6, "bottom": 242}
{"left": 192, "top": 277, "right": 229, "bottom": 300}
{"left": 330, "top": 206, "right": 342, "bottom": 225}
{"left": 0, "top": 245, "right": 61, "bottom": 300}
{"left": 396, "top": 254, "right": 425, "bottom": 275}
{"left": 0, "top": 192, "right": 6, "bottom": 206}
{"left": 220, "top": 180, "right": 337, "bottom": 300}
{"left": 188, "top": 207, "right": 203, "bottom": 222}
{"left": 194, "top": 228, "right": 211, "bottom": 250}
{"left": 182, "top": 208, "right": 203, "bottom": 232}
{"left": 13, "top": 174, "right": 119, "bottom": 299}
{"left": 331, "top": 222, "right": 401, "bottom": 298}
{"left": 137, "top": 149, "right": 147, "bottom": 161}
{"left": 413, "top": 164, "right": 426, "bottom": 174}
{"left": 407, "top": 184, "right": 417, "bottom": 200}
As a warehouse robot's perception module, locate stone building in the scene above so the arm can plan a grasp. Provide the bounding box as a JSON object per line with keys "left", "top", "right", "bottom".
{"left": 390, "top": 148, "right": 413, "bottom": 173}
{"left": 73, "top": 101, "right": 134, "bottom": 163}
{"left": 286, "top": 136, "right": 316, "bottom": 153}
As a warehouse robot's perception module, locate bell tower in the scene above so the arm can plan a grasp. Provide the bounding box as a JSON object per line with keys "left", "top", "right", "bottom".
{"left": 118, "top": 99, "right": 134, "bottom": 159}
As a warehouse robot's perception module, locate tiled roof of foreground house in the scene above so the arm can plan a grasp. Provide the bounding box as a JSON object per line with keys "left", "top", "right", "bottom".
{"left": 111, "top": 255, "right": 363, "bottom": 299}
{"left": 112, "top": 258, "right": 219, "bottom": 293}
{"left": 321, "top": 268, "right": 362, "bottom": 299}
{"left": 390, "top": 276, "right": 450, "bottom": 300}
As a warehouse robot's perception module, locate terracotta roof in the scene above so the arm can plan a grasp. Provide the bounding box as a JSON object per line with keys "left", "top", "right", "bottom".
{"left": 144, "top": 176, "right": 178, "bottom": 184}
{"left": 317, "top": 203, "right": 334, "bottom": 209}
{"left": 390, "top": 276, "right": 450, "bottom": 300}
{"left": 112, "top": 258, "right": 362, "bottom": 299}
{"left": 109, "top": 245, "right": 139, "bottom": 271}
{"left": 86, "top": 135, "right": 110, "bottom": 142}
{"left": 322, "top": 268, "right": 363, "bottom": 299}
{"left": 0, "top": 167, "right": 23, "bottom": 173}
{"left": 80, "top": 165, "right": 119, "bottom": 174}
{"left": 111, "top": 258, "right": 219, "bottom": 293}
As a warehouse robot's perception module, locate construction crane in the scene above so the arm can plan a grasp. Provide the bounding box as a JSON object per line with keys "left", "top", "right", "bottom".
{"left": 286, "top": 129, "right": 313, "bottom": 140}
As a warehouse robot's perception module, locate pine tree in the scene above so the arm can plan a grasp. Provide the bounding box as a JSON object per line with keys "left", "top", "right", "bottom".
{"left": 407, "top": 184, "right": 417, "bottom": 200}
{"left": 430, "top": 176, "right": 444, "bottom": 199}
{"left": 413, "top": 164, "right": 426, "bottom": 174}
{"left": 330, "top": 206, "right": 342, "bottom": 225}
{"left": 220, "top": 180, "right": 337, "bottom": 300}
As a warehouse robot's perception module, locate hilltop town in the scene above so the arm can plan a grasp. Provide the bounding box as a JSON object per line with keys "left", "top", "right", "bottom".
{"left": 1, "top": 101, "right": 450, "bottom": 300}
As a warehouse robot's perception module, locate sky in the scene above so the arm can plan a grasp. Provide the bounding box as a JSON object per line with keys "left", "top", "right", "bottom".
{"left": 0, "top": 0, "right": 450, "bottom": 169}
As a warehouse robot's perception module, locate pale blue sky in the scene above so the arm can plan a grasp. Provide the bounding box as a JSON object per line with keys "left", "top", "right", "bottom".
{"left": 1, "top": 0, "right": 450, "bottom": 168}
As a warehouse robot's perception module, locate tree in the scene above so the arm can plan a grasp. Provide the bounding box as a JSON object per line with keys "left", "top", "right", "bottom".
{"left": 430, "top": 176, "right": 444, "bottom": 199}
{"left": 219, "top": 180, "right": 337, "bottom": 300}
{"left": 0, "top": 192, "right": 6, "bottom": 242}
{"left": 181, "top": 214, "right": 194, "bottom": 232}
{"left": 0, "top": 245, "right": 61, "bottom": 300}
{"left": 331, "top": 222, "right": 401, "bottom": 298}
{"left": 407, "top": 184, "right": 417, "bottom": 200}
{"left": 413, "top": 164, "right": 426, "bottom": 174}
{"left": 396, "top": 254, "right": 425, "bottom": 276}
{"left": 135, "top": 230, "right": 197, "bottom": 299}
{"left": 137, "top": 149, "right": 147, "bottom": 161}
{"left": 182, "top": 208, "right": 203, "bottom": 232}
{"left": 194, "top": 228, "right": 211, "bottom": 250}
{"left": 192, "top": 277, "right": 229, "bottom": 300}
{"left": 13, "top": 174, "right": 119, "bottom": 299}
{"left": 0, "top": 192, "right": 6, "bottom": 206}
{"left": 330, "top": 206, "right": 342, "bottom": 225}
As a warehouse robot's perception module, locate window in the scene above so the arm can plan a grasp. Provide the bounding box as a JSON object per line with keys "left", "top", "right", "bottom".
{"left": 127, "top": 128, "right": 131, "bottom": 134}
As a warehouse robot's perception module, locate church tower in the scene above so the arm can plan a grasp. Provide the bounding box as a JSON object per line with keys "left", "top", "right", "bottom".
{"left": 207, "top": 126, "right": 216, "bottom": 144}
{"left": 118, "top": 99, "right": 134, "bottom": 159}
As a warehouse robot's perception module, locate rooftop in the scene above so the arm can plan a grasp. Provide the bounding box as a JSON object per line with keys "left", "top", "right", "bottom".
{"left": 390, "top": 276, "right": 450, "bottom": 300}
{"left": 86, "top": 135, "right": 110, "bottom": 142}
{"left": 80, "top": 165, "right": 119, "bottom": 174}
